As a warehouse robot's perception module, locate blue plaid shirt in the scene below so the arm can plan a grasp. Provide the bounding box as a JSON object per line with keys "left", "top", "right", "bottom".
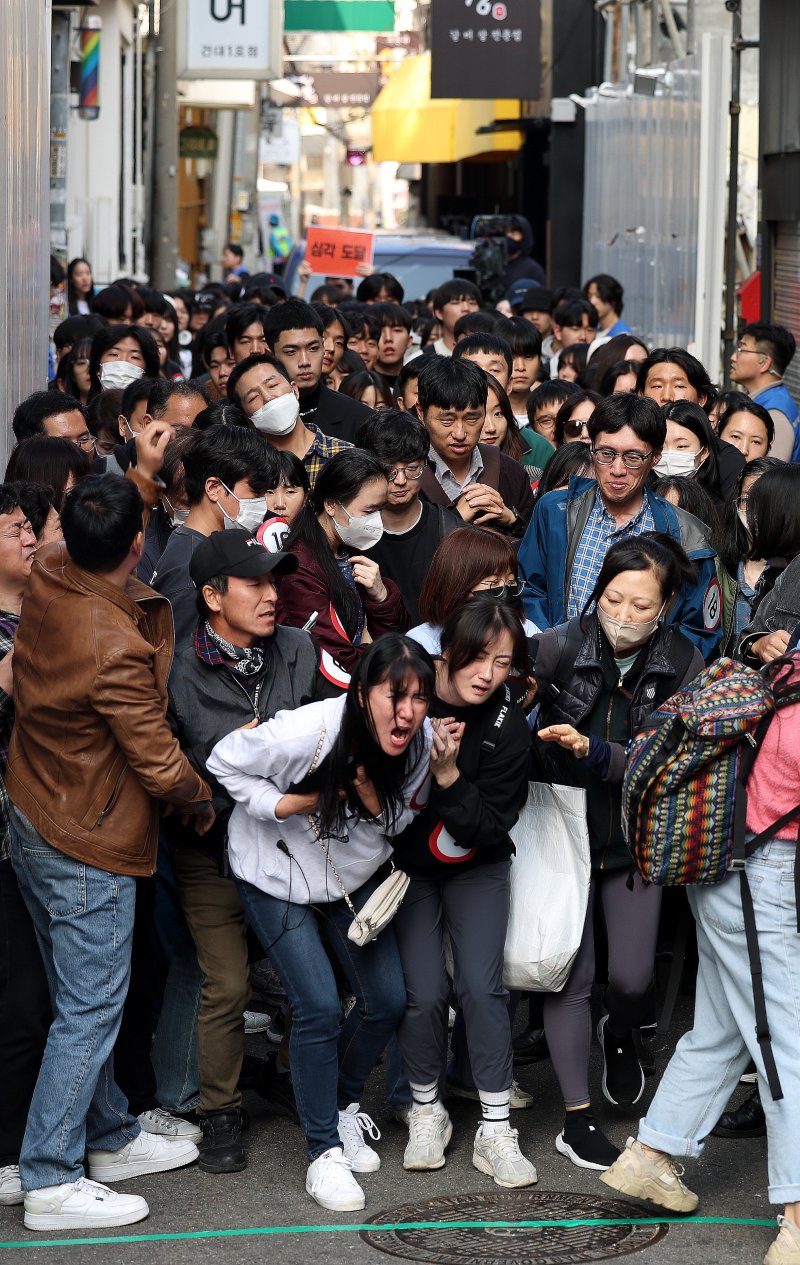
{"left": 566, "top": 494, "right": 656, "bottom": 618}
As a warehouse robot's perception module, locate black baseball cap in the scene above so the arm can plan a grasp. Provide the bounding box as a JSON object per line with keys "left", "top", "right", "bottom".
{"left": 512, "top": 285, "right": 554, "bottom": 314}
{"left": 189, "top": 530, "right": 298, "bottom": 589}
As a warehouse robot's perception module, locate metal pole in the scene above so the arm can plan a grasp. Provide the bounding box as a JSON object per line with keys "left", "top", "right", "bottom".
{"left": 686, "top": 0, "right": 696, "bottom": 57}
{"left": 722, "top": 1, "right": 742, "bottom": 388}
{"left": 50, "top": 10, "right": 71, "bottom": 318}
{"left": 650, "top": 0, "right": 659, "bottom": 66}
{"left": 151, "top": 0, "right": 178, "bottom": 288}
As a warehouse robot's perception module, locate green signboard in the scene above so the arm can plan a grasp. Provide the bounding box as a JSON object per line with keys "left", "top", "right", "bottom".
{"left": 284, "top": 2, "right": 395, "bottom": 32}
{"left": 179, "top": 125, "right": 218, "bottom": 160}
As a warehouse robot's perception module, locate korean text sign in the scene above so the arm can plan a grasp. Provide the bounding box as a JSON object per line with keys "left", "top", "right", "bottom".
{"left": 305, "top": 227, "right": 375, "bottom": 278}
{"left": 430, "top": 0, "right": 541, "bottom": 101}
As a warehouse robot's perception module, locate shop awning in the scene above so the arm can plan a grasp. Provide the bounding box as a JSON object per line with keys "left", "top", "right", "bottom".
{"left": 371, "top": 52, "right": 522, "bottom": 164}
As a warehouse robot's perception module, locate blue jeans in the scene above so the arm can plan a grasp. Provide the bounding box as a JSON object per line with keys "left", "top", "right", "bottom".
{"left": 639, "top": 840, "right": 800, "bottom": 1205}
{"left": 236, "top": 873, "right": 406, "bottom": 1160}
{"left": 10, "top": 810, "right": 140, "bottom": 1190}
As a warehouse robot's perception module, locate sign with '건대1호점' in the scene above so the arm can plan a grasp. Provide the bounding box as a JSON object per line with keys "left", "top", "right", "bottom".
{"left": 305, "top": 227, "right": 375, "bottom": 278}
{"left": 178, "top": 0, "right": 283, "bottom": 80}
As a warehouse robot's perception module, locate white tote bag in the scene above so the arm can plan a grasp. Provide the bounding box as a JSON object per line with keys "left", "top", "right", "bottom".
{"left": 504, "top": 782, "right": 591, "bottom": 993}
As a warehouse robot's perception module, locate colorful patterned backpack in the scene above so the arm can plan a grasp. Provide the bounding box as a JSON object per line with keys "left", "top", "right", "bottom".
{"left": 622, "top": 653, "right": 800, "bottom": 1099}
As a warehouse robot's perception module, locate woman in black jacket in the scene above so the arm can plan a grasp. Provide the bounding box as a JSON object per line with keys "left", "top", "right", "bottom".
{"left": 531, "top": 535, "right": 703, "bottom": 1172}
{"left": 393, "top": 600, "right": 537, "bottom": 1189}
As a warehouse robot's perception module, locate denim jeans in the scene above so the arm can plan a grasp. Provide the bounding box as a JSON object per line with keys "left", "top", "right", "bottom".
{"left": 9, "top": 810, "right": 140, "bottom": 1190}
{"left": 236, "top": 872, "right": 407, "bottom": 1160}
{"left": 639, "top": 840, "right": 800, "bottom": 1205}
{"left": 150, "top": 837, "right": 202, "bottom": 1113}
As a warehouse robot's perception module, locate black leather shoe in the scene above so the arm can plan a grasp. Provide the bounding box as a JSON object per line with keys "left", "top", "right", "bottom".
{"left": 512, "top": 1025, "right": 549, "bottom": 1065}
{"left": 199, "top": 1109, "right": 247, "bottom": 1173}
{"left": 712, "top": 1086, "right": 765, "bottom": 1138}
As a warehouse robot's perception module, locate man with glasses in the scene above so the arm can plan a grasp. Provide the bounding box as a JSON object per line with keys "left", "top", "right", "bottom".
{"left": 730, "top": 322, "right": 798, "bottom": 462}
{"left": 11, "top": 391, "right": 95, "bottom": 452}
{"left": 356, "top": 410, "right": 459, "bottom": 624}
{"left": 519, "top": 394, "right": 722, "bottom": 660}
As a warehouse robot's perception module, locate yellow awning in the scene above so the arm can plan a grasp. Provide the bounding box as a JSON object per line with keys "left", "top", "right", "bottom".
{"left": 371, "top": 52, "right": 522, "bottom": 164}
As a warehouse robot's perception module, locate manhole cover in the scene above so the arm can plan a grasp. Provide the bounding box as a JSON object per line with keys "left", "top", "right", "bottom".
{"left": 361, "top": 1190, "right": 668, "bottom": 1264}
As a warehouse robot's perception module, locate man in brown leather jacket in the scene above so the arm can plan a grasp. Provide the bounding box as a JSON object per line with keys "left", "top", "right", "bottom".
{"left": 6, "top": 473, "right": 214, "bottom": 1233}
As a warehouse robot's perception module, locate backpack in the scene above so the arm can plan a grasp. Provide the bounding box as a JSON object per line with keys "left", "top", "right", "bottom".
{"left": 622, "top": 653, "right": 800, "bottom": 1099}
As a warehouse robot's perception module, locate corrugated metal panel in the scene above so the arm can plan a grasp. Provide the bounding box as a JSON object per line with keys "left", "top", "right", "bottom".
{"left": 581, "top": 60, "right": 701, "bottom": 351}
{"left": 773, "top": 221, "right": 800, "bottom": 401}
{"left": 0, "top": 3, "right": 49, "bottom": 472}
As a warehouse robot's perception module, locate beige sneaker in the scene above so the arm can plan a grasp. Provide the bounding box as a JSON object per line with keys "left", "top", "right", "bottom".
{"left": 765, "top": 1216, "right": 800, "bottom": 1264}
{"left": 599, "top": 1137, "right": 699, "bottom": 1213}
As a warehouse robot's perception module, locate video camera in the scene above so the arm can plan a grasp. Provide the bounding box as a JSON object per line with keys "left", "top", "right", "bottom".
{"left": 469, "top": 215, "right": 516, "bottom": 305}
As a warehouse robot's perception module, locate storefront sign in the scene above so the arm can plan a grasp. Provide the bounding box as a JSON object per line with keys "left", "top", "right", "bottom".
{"left": 178, "top": 0, "right": 283, "bottom": 80}
{"left": 430, "top": 0, "right": 541, "bottom": 100}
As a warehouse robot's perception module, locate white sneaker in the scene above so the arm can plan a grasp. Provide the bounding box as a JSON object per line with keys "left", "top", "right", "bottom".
{"left": 403, "top": 1104, "right": 453, "bottom": 1171}
{"left": 337, "top": 1103, "right": 381, "bottom": 1172}
{"left": 138, "top": 1108, "right": 202, "bottom": 1145}
{"left": 473, "top": 1122, "right": 538, "bottom": 1188}
{"left": 305, "top": 1147, "right": 365, "bottom": 1212}
{"left": 0, "top": 1164, "right": 23, "bottom": 1206}
{"left": 87, "top": 1130, "right": 198, "bottom": 1183}
{"left": 446, "top": 1078, "right": 533, "bottom": 1110}
{"left": 23, "top": 1178, "right": 149, "bottom": 1231}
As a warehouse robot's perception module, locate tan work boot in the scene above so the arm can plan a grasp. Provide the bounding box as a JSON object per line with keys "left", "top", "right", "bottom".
{"left": 765, "top": 1216, "right": 800, "bottom": 1264}
{"left": 599, "top": 1136, "right": 699, "bottom": 1213}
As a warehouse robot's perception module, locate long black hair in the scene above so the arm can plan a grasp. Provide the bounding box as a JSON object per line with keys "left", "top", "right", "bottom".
{"left": 718, "top": 455, "right": 785, "bottom": 575}
{"left": 582, "top": 533, "right": 696, "bottom": 627}
{"left": 310, "top": 635, "right": 435, "bottom": 834}
{"left": 746, "top": 464, "right": 800, "bottom": 563}
{"left": 659, "top": 400, "right": 726, "bottom": 504}
{"left": 440, "top": 598, "right": 530, "bottom": 679}
{"left": 287, "top": 448, "right": 388, "bottom": 640}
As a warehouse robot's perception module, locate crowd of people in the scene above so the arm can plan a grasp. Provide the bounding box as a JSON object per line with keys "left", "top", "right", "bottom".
{"left": 3, "top": 251, "right": 800, "bottom": 1264}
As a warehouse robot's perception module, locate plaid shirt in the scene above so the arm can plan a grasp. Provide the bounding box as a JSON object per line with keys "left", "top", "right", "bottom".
{"left": 302, "top": 424, "right": 352, "bottom": 487}
{"left": 566, "top": 494, "right": 656, "bottom": 618}
{"left": 0, "top": 610, "right": 19, "bottom": 861}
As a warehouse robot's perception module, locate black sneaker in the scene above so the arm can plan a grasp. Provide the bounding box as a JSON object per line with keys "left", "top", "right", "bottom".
{"left": 199, "top": 1109, "right": 247, "bottom": 1174}
{"left": 598, "top": 1015, "right": 645, "bottom": 1107}
{"left": 632, "top": 1024, "right": 657, "bottom": 1076}
{"left": 555, "top": 1113, "right": 620, "bottom": 1171}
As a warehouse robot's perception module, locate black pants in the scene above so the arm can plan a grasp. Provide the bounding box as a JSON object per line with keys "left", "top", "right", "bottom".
{"left": 0, "top": 857, "right": 51, "bottom": 1162}
{"left": 395, "top": 859, "right": 513, "bottom": 1094}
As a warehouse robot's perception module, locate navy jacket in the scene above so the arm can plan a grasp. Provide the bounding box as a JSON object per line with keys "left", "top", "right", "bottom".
{"left": 518, "top": 476, "right": 722, "bottom": 662}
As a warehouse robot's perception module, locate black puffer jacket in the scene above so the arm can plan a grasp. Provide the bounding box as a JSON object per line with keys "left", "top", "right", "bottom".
{"left": 531, "top": 614, "right": 703, "bottom": 869}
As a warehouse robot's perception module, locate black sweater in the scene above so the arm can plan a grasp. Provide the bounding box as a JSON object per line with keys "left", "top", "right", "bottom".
{"left": 392, "top": 685, "right": 530, "bottom": 879}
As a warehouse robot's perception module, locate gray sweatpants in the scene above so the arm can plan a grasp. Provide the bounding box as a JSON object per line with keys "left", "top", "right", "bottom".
{"left": 543, "top": 869, "right": 662, "bottom": 1108}
{"left": 394, "top": 859, "right": 512, "bottom": 1094}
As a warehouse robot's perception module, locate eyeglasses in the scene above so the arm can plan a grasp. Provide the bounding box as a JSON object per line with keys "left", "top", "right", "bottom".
{"left": 387, "top": 462, "right": 424, "bottom": 483}
{"left": 564, "top": 418, "right": 591, "bottom": 438}
{"left": 73, "top": 357, "right": 90, "bottom": 369}
{"left": 474, "top": 580, "right": 525, "bottom": 600}
{"left": 592, "top": 446, "right": 653, "bottom": 470}
{"left": 735, "top": 344, "right": 762, "bottom": 356}
{"left": 74, "top": 433, "right": 96, "bottom": 452}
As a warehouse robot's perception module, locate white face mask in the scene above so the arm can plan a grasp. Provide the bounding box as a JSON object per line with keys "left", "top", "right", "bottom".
{"left": 331, "top": 502, "right": 384, "bottom": 551}
{"left": 163, "top": 496, "right": 189, "bottom": 528}
{"left": 218, "top": 482, "right": 268, "bottom": 533}
{"left": 100, "top": 361, "right": 145, "bottom": 392}
{"left": 597, "top": 603, "right": 665, "bottom": 656}
{"left": 250, "top": 391, "right": 299, "bottom": 436}
{"left": 653, "top": 449, "right": 702, "bottom": 479}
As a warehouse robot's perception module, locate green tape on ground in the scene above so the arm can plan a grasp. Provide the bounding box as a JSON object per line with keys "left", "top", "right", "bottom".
{"left": 0, "top": 1215, "right": 776, "bottom": 1250}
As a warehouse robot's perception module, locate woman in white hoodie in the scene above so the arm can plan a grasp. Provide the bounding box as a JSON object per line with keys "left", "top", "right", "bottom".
{"left": 207, "top": 634, "right": 434, "bottom": 1213}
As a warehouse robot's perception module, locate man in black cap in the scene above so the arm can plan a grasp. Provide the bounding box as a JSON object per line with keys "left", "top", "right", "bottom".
{"left": 512, "top": 286, "right": 555, "bottom": 353}
{"left": 166, "top": 530, "right": 321, "bottom": 1177}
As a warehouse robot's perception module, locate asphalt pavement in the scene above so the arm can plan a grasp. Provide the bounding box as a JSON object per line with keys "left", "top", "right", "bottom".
{"left": 0, "top": 999, "right": 777, "bottom": 1265}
